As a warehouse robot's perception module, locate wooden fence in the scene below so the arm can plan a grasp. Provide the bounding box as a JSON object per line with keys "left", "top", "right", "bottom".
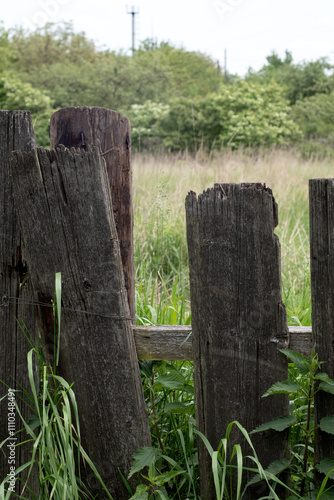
{"left": 0, "top": 108, "right": 333, "bottom": 500}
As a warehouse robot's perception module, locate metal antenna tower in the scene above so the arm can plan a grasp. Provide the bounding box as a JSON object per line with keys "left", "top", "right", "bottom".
{"left": 126, "top": 5, "right": 139, "bottom": 53}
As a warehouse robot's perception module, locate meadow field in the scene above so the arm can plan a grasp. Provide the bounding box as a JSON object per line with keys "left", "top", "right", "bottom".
{"left": 132, "top": 148, "right": 334, "bottom": 327}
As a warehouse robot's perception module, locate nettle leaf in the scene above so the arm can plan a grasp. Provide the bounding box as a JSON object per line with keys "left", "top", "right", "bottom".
{"left": 164, "top": 402, "right": 195, "bottom": 414}
{"left": 279, "top": 349, "right": 311, "bottom": 374}
{"left": 247, "top": 458, "right": 290, "bottom": 485}
{"left": 315, "top": 491, "right": 334, "bottom": 500}
{"left": 156, "top": 373, "right": 185, "bottom": 388}
{"left": 262, "top": 381, "right": 301, "bottom": 397}
{"left": 128, "top": 447, "right": 160, "bottom": 478}
{"left": 155, "top": 486, "right": 169, "bottom": 500}
{"left": 156, "top": 374, "right": 194, "bottom": 393}
{"left": 129, "top": 484, "right": 149, "bottom": 500}
{"left": 316, "top": 373, "right": 334, "bottom": 394}
{"left": 315, "top": 372, "right": 334, "bottom": 383}
{"left": 251, "top": 415, "right": 297, "bottom": 434}
{"left": 320, "top": 415, "right": 334, "bottom": 435}
{"left": 316, "top": 458, "right": 334, "bottom": 479}
{"left": 319, "top": 382, "right": 334, "bottom": 395}
{"left": 154, "top": 469, "right": 185, "bottom": 486}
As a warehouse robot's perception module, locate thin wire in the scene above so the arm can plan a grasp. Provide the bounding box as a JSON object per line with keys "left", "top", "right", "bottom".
{"left": 0, "top": 295, "right": 136, "bottom": 321}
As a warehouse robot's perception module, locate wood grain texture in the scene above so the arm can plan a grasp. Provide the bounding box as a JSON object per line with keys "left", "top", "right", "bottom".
{"left": 10, "top": 145, "right": 150, "bottom": 499}
{"left": 50, "top": 106, "right": 135, "bottom": 320}
{"left": 133, "top": 325, "right": 312, "bottom": 360}
{"left": 0, "top": 110, "right": 37, "bottom": 496}
{"left": 185, "top": 183, "right": 289, "bottom": 499}
{"left": 309, "top": 179, "right": 334, "bottom": 471}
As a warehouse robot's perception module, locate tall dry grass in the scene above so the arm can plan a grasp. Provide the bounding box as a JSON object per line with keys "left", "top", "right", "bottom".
{"left": 133, "top": 148, "right": 334, "bottom": 325}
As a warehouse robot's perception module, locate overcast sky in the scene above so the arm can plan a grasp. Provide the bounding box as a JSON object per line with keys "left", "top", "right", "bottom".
{"left": 2, "top": 0, "right": 333, "bottom": 75}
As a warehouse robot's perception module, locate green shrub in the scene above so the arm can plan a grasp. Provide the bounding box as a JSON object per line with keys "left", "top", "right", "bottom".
{"left": 127, "top": 100, "right": 169, "bottom": 150}
{"left": 156, "top": 80, "right": 302, "bottom": 151}
{"left": 0, "top": 74, "right": 55, "bottom": 147}
{"left": 291, "top": 92, "right": 334, "bottom": 139}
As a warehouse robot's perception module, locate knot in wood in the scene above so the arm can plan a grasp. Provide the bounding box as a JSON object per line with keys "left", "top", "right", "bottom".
{"left": 82, "top": 278, "right": 92, "bottom": 291}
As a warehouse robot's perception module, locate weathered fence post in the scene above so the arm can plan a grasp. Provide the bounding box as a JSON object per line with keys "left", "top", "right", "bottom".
{"left": 185, "top": 183, "right": 289, "bottom": 499}
{"left": 309, "top": 179, "right": 334, "bottom": 474}
{"left": 49, "top": 107, "right": 135, "bottom": 321}
{"left": 10, "top": 145, "right": 151, "bottom": 498}
{"left": 0, "top": 111, "right": 38, "bottom": 495}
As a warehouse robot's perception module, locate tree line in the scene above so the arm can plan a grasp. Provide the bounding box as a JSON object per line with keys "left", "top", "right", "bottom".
{"left": 0, "top": 21, "right": 333, "bottom": 153}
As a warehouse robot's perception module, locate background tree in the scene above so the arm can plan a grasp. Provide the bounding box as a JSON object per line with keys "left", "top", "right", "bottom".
{"left": 290, "top": 91, "right": 334, "bottom": 139}
{"left": 0, "top": 75, "right": 54, "bottom": 146}
{"left": 157, "top": 80, "right": 302, "bottom": 151}
{"left": 247, "top": 50, "right": 332, "bottom": 104}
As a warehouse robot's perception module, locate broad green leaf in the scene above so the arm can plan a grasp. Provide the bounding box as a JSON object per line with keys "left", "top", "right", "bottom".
{"left": 315, "top": 373, "right": 334, "bottom": 384}
{"left": 154, "top": 469, "right": 185, "bottom": 486}
{"left": 156, "top": 373, "right": 193, "bottom": 393}
{"left": 316, "top": 458, "right": 334, "bottom": 480}
{"left": 316, "top": 373, "right": 334, "bottom": 394}
{"left": 129, "top": 484, "right": 149, "bottom": 500}
{"left": 156, "top": 373, "right": 185, "bottom": 388}
{"left": 319, "top": 382, "right": 334, "bottom": 395}
{"left": 251, "top": 415, "right": 297, "bottom": 434}
{"left": 320, "top": 415, "right": 334, "bottom": 435}
{"left": 279, "top": 349, "right": 311, "bottom": 374}
{"left": 128, "top": 447, "right": 160, "bottom": 478}
{"left": 316, "top": 491, "right": 334, "bottom": 500}
{"left": 262, "top": 381, "right": 301, "bottom": 397}
{"left": 247, "top": 458, "right": 291, "bottom": 485}
{"left": 164, "top": 402, "right": 194, "bottom": 413}
{"left": 155, "top": 486, "right": 169, "bottom": 500}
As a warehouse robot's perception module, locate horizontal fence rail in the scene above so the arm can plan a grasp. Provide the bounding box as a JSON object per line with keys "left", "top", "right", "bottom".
{"left": 133, "top": 325, "right": 313, "bottom": 360}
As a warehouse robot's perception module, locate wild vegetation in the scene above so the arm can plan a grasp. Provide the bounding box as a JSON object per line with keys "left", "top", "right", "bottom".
{"left": 131, "top": 149, "right": 334, "bottom": 499}
{"left": 133, "top": 148, "right": 331, "bottom": 328}
{"left": 0, "top": 22, "right": 333, "bottom": 153}
{"left": 1, "top": 17, "right": 334, "bottom": 499}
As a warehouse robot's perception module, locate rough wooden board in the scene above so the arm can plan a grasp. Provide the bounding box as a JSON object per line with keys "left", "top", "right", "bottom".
{"left": 134, "top": 325, "right": 193, "bottom": 360}
{"left": 288, "top": 326, "right": 313, "bottom": 356}
{"left": 50, "top": 106, "right": 135, "bottom": 320}
{"left": 0, "top": 110, "right": 37, "bottom": 497}
{"left": 10, "top": 145, "right": 150, "bottom": 499}
{"left": 309, "top": 179, "right": 334, "bottom": 470}
{"left": 186, "top": 183, "right": 289, "bottom": 499}
{"left": 133, "top": 325, "right": 312, "bottom": 360}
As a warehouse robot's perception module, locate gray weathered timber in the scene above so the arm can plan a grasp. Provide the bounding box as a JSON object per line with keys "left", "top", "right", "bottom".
{"left": 0, "top": 110, "right": 37, "bottom": 496}
{"left": 288, "top": 326, "right": 313, "bottom": 356}
{"left": 49, "top": 106, "right": 135, "bottom": 321}
{"left": 134, "top": 325, "right": 194, "bottom": 360}
{"left": 10, "top": 146, "right": 151, "bottom": 499}
{"left": 185, "top": 183, "right": 289, "bottom": 500}
{"left": 133, "top": 325, "right": 312, "bottom": 360}
{"left": 309, "top": 179, "right": 334, "bottom": 471}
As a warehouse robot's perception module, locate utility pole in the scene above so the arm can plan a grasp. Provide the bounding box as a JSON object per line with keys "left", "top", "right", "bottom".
{"left": 127, "top": 5, "right": 139, "bottom": 53}
{"left": 217, "top": 60, "right": 221, "bottom": 78}
{"left": 224, "top": 48, "right": 227, "bottom": 82}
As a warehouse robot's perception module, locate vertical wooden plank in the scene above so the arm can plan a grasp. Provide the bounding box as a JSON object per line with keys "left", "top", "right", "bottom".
{"left": 185, "top": 183, "right": 289, "bottom": 499}
{"left": 309, "top": 179, "right": 334, "bottom": 470}
{"left": 0, "top": 110, "right": 37, "bottom": 496}
{"left": 49, "top": 106, "right": 135, "bottom": 321}
{"left": 10, "top": 145, "right": 150, "bottom": 499}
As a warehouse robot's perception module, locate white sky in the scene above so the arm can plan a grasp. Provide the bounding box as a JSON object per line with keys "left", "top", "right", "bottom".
{"left": 2, "top": 0, "right": 334, "bottom": 76}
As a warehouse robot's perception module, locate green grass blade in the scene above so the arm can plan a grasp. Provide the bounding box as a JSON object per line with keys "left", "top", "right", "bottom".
{"left": 55, "top": 271, "right": 62, "bottom": 367}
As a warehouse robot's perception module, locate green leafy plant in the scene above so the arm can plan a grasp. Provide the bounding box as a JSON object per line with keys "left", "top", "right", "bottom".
{"left": 127, "top": 420, "right": 298, "bottom": 500}
{"left": 0, "top": 273, "right": 114, "bottom": 499}
{"left": 134, "top": 360, "right": 198, "bottom": 498}
{"left": 195, "top": 421, "right": 299, "bottom": 500}
{"left": 251, "top": 347, "right": 334, "bottom": 499}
